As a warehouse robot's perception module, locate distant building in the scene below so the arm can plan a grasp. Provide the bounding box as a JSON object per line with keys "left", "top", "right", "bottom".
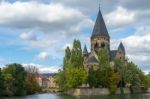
{"left": 83, "top": 9, "right": 126, "bottom": 71}
{"left": 47, "top": 76, "right": 58, "bottom": 88}
{"left": 37, "top": 73, "right": 58, "bottom": 89}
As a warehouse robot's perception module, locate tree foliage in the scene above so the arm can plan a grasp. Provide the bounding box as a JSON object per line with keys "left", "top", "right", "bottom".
{"left": 56, "top": 39, "right": 86, "bottom": 91}
{"left": 57, "top": 39, "right": 150, "bottom": 93}
{"left": 88, "top": 67, "right": 98, "bottom": 88}
{"left": 107, "top": 67, "right": 120, "bottom": 94}
{"left": 2, "top": 63, "right": 27, "bottom": 96}
{"left": 70, "top": 39, "right": 83, "bottom": 68}
{"left": 25, "top": 65, "right": 41, "bottom": 94}
{"left": 63, "top": 46, "right": 71, "bottom": 69}
{"left": 97, "top": 48, "right": 109, "bottom": 88}
{"left": 0, "top": 63, "right": 41, "bottom": 97}
{"left": 0, "top": 68, "right": 4, "bottom": 96}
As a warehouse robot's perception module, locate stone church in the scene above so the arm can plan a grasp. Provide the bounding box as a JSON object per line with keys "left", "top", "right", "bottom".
{"left": 83, "top": 9, "right": 126, "bottom": 71}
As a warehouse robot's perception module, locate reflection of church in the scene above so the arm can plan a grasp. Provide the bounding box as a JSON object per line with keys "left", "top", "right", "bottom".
{"left": 83, "top": 9, "right": 126, "bottom": 71}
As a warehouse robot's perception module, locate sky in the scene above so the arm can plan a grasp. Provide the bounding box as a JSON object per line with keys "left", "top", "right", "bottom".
{"left": 0, "top": 0, "right": 150, "bottom": 74}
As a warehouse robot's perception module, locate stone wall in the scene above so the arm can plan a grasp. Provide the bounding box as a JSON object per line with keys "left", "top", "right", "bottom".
{"left": 146, "top": 88, "right": 150, "bottom": 93}
{"left": 66, "top": 88, "right": 130, "bottom": 96}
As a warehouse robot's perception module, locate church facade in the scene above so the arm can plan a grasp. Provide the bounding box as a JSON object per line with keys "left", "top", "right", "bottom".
{"left": 83, "top": 9, "right": 126, "bottom": 71}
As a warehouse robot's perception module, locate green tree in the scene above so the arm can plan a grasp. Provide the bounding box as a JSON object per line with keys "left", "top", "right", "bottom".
{"left": 56, "top": 70, "right": 67, "bottom": 91}
{"left": 56, "top": 67, "right": 87, "bottom": 91}
{"left": 56, "top": 39, "right": 87, "bottom": 91}
{"left": 107, "top": 66, "right": 120, "bottom": 94}
{"left": 88, "top": 67, "right": 98, "bottom": 88}
{"left": 63, "top": 46, "right": 71, "bottom": 69}
{"left": 98, "top": 48, "right": 109, "bottom": 69}
{"left": 97, "top": 48, "right": 109, "bottom": 88}
{"left": 70, "top": 39, "right": 83, "bottom": 68}
{"left": 3, "top": 63, "right": 27, "bottom": 96}
{"left": 143, "top": 74, "right": 150, "bottom": 88}
{"left": 124, "top": 61, "right": 141, "bottom": 87}
{"left": 65, "top": 67, "right": 87, "bottom": 89}
{"left": 0, "top": 68, "right": 4, "bottom": 96}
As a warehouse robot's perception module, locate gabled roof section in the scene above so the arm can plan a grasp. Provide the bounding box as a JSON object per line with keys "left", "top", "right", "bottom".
{"left": 118, "top": 42, "right": 125, "bottom": 54}
{"left": 83, "top": 45, "right": 88, "bottom": 54}
{"left": 87, "top": 56, "right": 99, "bottom": 64}
{"left": 91, "top": 9, "right": 110, "bottom": 38}
{"left": 110, "top": 50, "right": 117, "bottom": 60}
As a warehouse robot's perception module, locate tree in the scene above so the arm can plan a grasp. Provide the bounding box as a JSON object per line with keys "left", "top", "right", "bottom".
{"left": 65, "top": 67, "right": 87, "bottom": 89}
{"left": 3, "top": 63, "right": 27, "bottom": 96}
{"left": 3, "top": 73, "right": 14, "bottom": 96}
{"left": 98, "top": 48, "right": 109, "bottom": 70}
{"left": 97, "top": 48, "right": 109, "bottom": 88}
{"left": 63, "top": 46, "right": 71, "bottom": 69}
{"left": 143, "top": 74, "right": 150, "bottom": 88}
{"left": 88, "top": 67, "right": 98, "bottom": 88}
{"left": 124, "top": 61, "right": 141, "bottom": 87}
{"left": 56, "top": 67, "right": 87, "bottom": 91}
{"left": 25, "top": 65, "right": 41, "bottom": 94}
{"left": 0, "top": 68, "right": 4, "bottom": 96}
{"left": 56, "top": 70, "right": 67, "bottom": 91}
{"left": 70, "top": 39, "right": 83, "bottom": 68}
{"left": 114, "top": 59, "right": 126, "bottom": 88}
{"left": 107, "top": 67, "right": 120, "bottom": 94}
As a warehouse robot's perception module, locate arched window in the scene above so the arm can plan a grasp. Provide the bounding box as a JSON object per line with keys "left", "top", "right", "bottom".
{"left": 94, "top": 42, "right": 98, "bottom": 48}
{"left": 101, "top": 42, "right": 105, "bottom": 48}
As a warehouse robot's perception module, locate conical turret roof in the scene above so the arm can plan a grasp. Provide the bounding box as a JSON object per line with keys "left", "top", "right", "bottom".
{"left": 91, "top": 9, "right": 110, "bottom": 38}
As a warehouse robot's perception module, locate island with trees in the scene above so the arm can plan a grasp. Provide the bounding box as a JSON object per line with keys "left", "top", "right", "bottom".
{"left": 56, "top": 8, "right": 150, "bottom": 95}
{"left": 56, "top": 39, "right": 150, "bottom": 95}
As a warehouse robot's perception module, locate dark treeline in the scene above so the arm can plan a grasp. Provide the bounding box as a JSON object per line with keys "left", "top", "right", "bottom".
{"left": 0, "top": 63, "right": 41, "bottom": 97}
{"left": 56, "top": 39, "right": 150, "bottom": 94}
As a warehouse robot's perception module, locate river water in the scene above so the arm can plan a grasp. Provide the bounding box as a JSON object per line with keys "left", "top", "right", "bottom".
{"left": 2, "top": 93, "right": 150, "bottom": 99}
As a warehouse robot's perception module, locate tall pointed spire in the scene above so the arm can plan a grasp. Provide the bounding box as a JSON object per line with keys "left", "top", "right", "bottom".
{"left": 118, "top": 42, "right": 125, "bottom": 54}
{"left": 91, "top": 8, "right": 109, "bottom": 38}
{"left": 83, "top": 45, "right": 88, "bottom": 54}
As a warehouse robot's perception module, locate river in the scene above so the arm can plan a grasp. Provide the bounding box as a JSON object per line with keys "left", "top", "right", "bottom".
{"left": 2, "top": 93, "right": 150, "bottom": 99}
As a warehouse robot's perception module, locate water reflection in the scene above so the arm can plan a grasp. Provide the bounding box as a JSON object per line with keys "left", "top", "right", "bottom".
{"left": 2, "top": 93, "right": 150, "bottom": 99}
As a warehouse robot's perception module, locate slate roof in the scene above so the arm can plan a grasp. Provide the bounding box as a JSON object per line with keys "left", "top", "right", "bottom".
{"left": 91, "top": 9, "right": 110, "bottom": 38}
{"left": 83, "top": 45, "right": 88, "bottom": 54}
{"left": 41, "top": 73, "right": 56, "bottom": 77}
{"left": 110, "top": 50, "right": 117, "bottom": 60}
{"left": 118, "top": 42, "right": 125, "bottom": 54}
{"left": 87, "top": 55, "right": 99, "bottom": 64}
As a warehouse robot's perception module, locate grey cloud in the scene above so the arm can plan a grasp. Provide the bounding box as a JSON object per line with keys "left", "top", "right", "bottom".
{"left": 120, "top": 0, "right": 150, "bottom": 11}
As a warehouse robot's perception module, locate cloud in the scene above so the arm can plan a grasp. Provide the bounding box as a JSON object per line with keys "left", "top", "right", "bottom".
{"left": 0, "top": 57, "right": 5, "bottom": 62}
{"left": 106, "top": 6, "right": 135, "bottom": 29}
{"left": 120, "top": 0, "right": 150, "bottom": 11}
{"left": 53, "top": 0, "right": 119, "bottom": 14}
{"left": 37, "top": 52, "right": 49, "bottom": 60}
{"left": 0, "top": 0, "right": 150, "bottom": 74}
{"left": 39, "top": 66, "right": 60, "bottom": 73}
{"left": 20, "top": 31, "right": 37, "bottom": 41}
{"left": 22, "top": 63, "right": 60, "bottom": 73}
{"left": 0, "top": 1, "right": 93, "bottom": 35}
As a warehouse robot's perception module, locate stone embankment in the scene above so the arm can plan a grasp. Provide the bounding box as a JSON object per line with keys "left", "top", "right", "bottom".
{"left": 66, "top": 88, "right": 130, "bottom": 96}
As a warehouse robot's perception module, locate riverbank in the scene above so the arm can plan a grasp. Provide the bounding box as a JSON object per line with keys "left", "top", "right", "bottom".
{"left": 64, "top": 87, "right": 150, "bottom": 96}
{"left": 65, "top": 88, "right": 130, "bottom": 96}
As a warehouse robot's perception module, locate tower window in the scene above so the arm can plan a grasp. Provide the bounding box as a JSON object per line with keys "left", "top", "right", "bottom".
{"left": 101, "top": 43, "right": 105, "bottom": 48}
{"left": 94, "top": 42, "right": 98, "bottom": 48}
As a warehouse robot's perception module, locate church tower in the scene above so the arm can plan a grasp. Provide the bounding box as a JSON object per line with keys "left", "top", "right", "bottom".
{"left": 91, "top": 9, "right": 110, "bottom": 52}
{"left": 83, "top": 7, "right": 126, "bottom": 72}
